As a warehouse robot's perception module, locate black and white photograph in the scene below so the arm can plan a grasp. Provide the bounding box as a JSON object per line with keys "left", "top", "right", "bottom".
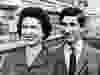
{"left": 0, "top": 0, "right": 99, "bottom": 75}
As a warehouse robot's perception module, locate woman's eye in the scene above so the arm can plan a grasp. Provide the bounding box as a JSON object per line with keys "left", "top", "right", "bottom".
{"left": 23, "top": 26, "right": 28, "bottom": 28}
{"left": 31, "top": 26, "right": 36, "bottom": 28}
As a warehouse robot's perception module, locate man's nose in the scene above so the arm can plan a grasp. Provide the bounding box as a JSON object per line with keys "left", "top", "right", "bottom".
{"left": 65, "top": 25, "right": 73, "bottom": 32}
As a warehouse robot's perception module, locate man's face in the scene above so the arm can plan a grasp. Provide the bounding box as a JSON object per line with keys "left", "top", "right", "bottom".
{"left": 61, "top": 16, "right": 81, "bottom": 41}
{"left": 22, "top": 17, "right": 44, "bottom": 43}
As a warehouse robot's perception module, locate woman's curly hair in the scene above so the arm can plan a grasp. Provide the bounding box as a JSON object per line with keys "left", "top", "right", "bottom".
{"left": 17, "top": 7, "right": 52, "bottom": 40}
{"left": 59, "top": 7, "right": 86, "bottom": 27}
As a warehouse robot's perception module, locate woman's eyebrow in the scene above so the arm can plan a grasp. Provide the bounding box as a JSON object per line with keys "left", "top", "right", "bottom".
{"left": 31, "top": 25, "right": 37, "bottom": 28}
{"left": 0, "top": 16, "right": 8, "bottom": 19}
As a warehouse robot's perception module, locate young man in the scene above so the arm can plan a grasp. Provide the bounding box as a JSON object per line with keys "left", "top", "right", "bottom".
{"left": 59, "top": 7, "right": 100, "bottom": 75}
{"left": 59, "top": 7, "right": 86, "bottom": 75}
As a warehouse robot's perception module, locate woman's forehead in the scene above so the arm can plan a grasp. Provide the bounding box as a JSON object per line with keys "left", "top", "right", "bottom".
{"left": 22, "top": 17, "right": 40, "bottom": 25}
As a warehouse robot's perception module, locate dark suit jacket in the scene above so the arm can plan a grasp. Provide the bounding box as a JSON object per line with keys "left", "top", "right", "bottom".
{"left": 47, "top": 39, "right": 67, "bottom": 75}
{"left": 75, "top": 40, "right": 100, "bottom": 75}
{"left": 47, "top": 39, "right": 100, "bottom": 75}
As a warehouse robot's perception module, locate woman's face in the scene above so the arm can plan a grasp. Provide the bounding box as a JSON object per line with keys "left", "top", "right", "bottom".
{"left": 21, "top": 17, "right": 44, "bottom": 43}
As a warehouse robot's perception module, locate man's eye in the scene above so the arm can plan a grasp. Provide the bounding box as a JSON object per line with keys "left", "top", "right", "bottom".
{"left": 70, "top": 23, "right": 76, "bottom": 26}
{"left": 8, "top": 16, "right": 15, "bottom": 20}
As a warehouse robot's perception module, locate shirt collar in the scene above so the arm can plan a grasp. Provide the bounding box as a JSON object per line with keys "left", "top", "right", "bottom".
{"left": 64, "top": 39, "right": 84, "bottom": 54}
{"left": 25, "top": 43, "right": 42, "bottom": 67}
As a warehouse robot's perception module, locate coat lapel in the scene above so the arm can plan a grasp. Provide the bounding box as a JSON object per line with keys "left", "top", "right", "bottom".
{"left": 76, "top": 41, "right": 88, "bottom": 73}
{"left": 76, "top": 41, "right": 99, "bottom": 74}
{"left": 26, "top": 44, "right": 42, "bottom": 67}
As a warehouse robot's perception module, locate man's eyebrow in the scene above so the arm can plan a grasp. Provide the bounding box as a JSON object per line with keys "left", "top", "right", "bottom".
{"left": 60, "top": 22, "right": 67, "bottom": 25}
{"left": 61, "top": 22, "right": 67, "bottom": 24}
{"left": 30, "top": 25, "right": 36, "bottom": 27}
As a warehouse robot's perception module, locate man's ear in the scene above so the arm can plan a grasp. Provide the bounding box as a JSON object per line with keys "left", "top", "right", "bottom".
{"left": 80, "top": 27, "right": 88, "bottom": 39}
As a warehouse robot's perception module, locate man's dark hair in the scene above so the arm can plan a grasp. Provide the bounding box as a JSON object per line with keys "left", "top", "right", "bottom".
{"left": 17, "top": 7, "right": 52, "bottom": 40}
{"left": 59, "top": 7, "right": 86, "bottom": 27}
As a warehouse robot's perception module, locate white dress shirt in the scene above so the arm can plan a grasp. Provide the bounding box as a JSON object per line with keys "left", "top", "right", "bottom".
{"left": 64, "top": 40, "right": 83, "bottom": 70}
{"left": 26, "top": 44, "right": 42, "bottom": 67}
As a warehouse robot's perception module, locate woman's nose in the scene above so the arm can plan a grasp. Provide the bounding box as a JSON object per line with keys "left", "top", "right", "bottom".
{"left": 27, "top": 29, "right": 32, "bottom": 32}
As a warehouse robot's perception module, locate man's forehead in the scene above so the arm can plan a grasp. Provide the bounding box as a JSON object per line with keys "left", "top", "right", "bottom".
{"left": 62, "top": 16, "right": 78, "bottom": 23}
{"left": 23, "top": 17, "right": 40, "bottom": 25}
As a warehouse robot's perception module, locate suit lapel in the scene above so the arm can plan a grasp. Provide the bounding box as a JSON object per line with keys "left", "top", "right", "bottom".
{"left": 76, "top": 41, "right": 88, "bottom": 73}
{"left": 25, "top": 44, "right": 42, "bottom": 67}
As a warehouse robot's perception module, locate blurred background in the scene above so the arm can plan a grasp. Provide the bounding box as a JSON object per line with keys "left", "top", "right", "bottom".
{"left": 0, "top": 0, "right": 99, "bottom": 44}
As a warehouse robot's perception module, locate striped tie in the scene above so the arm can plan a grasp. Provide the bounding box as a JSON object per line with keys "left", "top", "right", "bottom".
{"left": 64, "top": 63, "right": 67, "bottom": 75}
{"left": 69, "top": 46, "right": 76, "bottom": 75}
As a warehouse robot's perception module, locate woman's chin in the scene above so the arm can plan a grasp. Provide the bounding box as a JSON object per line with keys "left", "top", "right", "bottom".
{"left": 23, "top": 39, "right": 40, "bottom": 45}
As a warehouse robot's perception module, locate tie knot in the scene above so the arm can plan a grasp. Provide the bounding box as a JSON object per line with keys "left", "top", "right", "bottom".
{"left": 68, "top": 43, "right": 75, "bottom": 51}
{"left": 69, "top": 43, "right": 76, "bottom": 54}
{"left": 67, "top": 41, "right": 73, "bottom": 45}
